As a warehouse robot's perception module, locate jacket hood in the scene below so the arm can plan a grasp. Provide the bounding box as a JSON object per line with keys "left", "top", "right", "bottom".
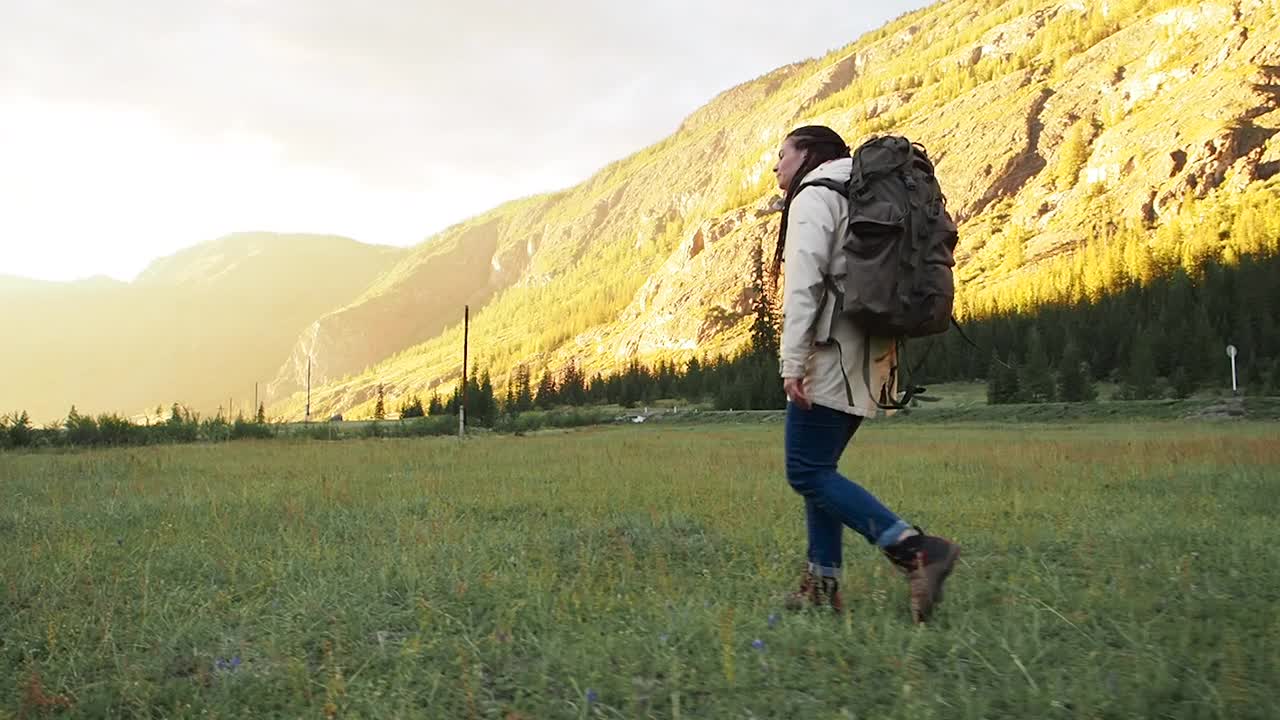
{"left": 798, "top": 157, "right": 853, "bottom": 186}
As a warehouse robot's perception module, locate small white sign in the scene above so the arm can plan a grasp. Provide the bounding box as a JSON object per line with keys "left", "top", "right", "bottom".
{"left": 1227, "top": 344, "right": 1239, "bottom": 393}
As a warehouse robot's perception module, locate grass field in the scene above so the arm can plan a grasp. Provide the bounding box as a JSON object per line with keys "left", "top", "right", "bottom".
{"left": 2, "top": 421, "right": 1278, "bottom": 718}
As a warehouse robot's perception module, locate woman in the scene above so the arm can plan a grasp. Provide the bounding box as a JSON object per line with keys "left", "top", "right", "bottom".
{"left": 772, "top": 125, "right": 959, "bottom": 623}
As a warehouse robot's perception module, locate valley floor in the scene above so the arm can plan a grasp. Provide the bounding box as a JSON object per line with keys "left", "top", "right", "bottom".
{"left": 2, "top": 421, "right": 1277, "bottom": 718}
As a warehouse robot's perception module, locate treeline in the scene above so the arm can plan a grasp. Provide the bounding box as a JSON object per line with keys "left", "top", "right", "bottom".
{"left": 6, "top": 247, "right": 1277, "bottom": 451}
{"left": 0, "top": 404, "right": 272, "bottom": 450}
{"left": 916, "top": 251, "right": 1280, "bottom": 402}
{"left": 398, "top": 348, "right": 784, "bottom": 430}
{"left": 0, "top": 402, "right": 620, "bottom": 450}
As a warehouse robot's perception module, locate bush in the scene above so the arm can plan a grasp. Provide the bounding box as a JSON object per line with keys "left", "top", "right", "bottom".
{"left": 7, "top": 411, "right": 34, "bottom": 448}
{"left": 400, "top": 395, "right": 426, "bottom": 419}
{"left": 232, "top": 417, "right": 274, "bottom": 440}
{"left": 200, "top": 417, "right": 232, "bottom": 443}
{"left": 399, "top": 416, "right": 456, "bottom": 437}
{"left": 308, "top": 424, "right": 345, "bottom": 441}
{"left": 96, "top": 413, "right": 142, "bottom": 446}
{"left": 161, "top": 415, "right": 200, "bottom": 444}
{"left": 65, "top": 406, "right": 100, "bottom": 446}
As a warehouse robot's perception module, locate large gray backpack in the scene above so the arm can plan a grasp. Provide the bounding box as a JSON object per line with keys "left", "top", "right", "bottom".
{"left": 798, "top": 135, "right": 958, "bottom": 339}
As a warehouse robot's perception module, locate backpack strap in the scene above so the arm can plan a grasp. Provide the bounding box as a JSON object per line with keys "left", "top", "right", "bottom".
{"left": 830, "top": 338, "right": 920, "bottom": 413}
{"left": 864, "top": 339, "right": 918, "bottom": 412}
{"left": 952, "top": 316, "right": 1014, "bottom": 370}
{"left": 793, "top": 178, "right": 848, "bottom": 197}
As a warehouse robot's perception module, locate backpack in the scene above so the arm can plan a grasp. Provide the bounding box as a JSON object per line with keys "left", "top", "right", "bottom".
{"left": 796, "top": 135, "right": 959, "bottom": 408}
{"left": 797, "top": 135, "right": 958, "bottom": 339}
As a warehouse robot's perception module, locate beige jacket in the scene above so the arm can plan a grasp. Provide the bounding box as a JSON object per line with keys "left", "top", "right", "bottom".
{"left": 779, "top": 158, "right": 899, "bottom": 418}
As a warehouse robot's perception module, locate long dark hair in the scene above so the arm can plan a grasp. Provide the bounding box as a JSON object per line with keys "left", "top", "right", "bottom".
{"left": 772, "top": 125, "right": 851, "bottom": 283}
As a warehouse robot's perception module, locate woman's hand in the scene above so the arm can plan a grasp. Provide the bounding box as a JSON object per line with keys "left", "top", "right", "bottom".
{"left": 783, "top": 377, "right": 811, "bottom": 409}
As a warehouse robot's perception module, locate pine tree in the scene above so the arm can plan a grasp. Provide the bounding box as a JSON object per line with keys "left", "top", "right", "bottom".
{"left": 1054, "top": 121, "right": 1085, "bottom": 192}
{"left": 256, "top": 402, "right": 266, "bottom": 424}
{"left": 8, "top": 411, "right": 32, "bottom": 447}
{"left": 683, "top": 356, "right": 704, "bottom": 401}
{"left": 65, "top": 405, "right": 99, "bottom": 446}
{"left": 400, "top": 395, "right": 425, "bottom": 418}
{"left": 1019, "top": 327, "right": 1056, "bottom": 402}
{"left": 503, "top": 380, "right": 516, "bottom": 415}
{"left": 586, "top": 373, "right": 606, "bottom": 404}
{"left": 1124, "top": 332, "right": 1158, "bottom": 400}
{"left": 1265, "top": 357, "right": 1280, "bottom": 396}
{"left": 428, "top": 393, "right": 443, "bottom": 416}
{"left": 1184, "top": 304, "right": 1218, "bottom": 383}
{"left": 478, "top": 371, "right": 496, "bottom": 424}
{"left": 535, "top": 370, "right": 558, "bottom": 409}
{"left": 560, "top": 361, "right": 586, "bottom": 405}
{"left": 749, "top": 241, "right": 779, "bottom": 360}
{"left": 1170, "top": 367, "right": 1196, "bottom": 399}
{"left": 1057, "top": 339, "right": 1095, "bottom": 402}
{"left": 515, "top": 365, "right": 534, "bottom": 412}
{"left": 986, "top": 354, "right": 1021, "bottom": 404}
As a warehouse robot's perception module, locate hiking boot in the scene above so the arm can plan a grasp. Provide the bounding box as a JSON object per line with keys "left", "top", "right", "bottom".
{"left": 783, "top": 569, "right": 817, "bottom": 611}
{"left": 783, "top": 569, "right": 843, "bottom": 613}
{"left": 816, "top": 576, "right": 844, "bottom": 614}
{"left": 882, "top": 529, "right": 960, "bottom": 623}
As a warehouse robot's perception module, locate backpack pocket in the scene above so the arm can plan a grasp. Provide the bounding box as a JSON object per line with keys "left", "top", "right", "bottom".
{"left": 846, "top": 213, "right": 903, "bottom": 259}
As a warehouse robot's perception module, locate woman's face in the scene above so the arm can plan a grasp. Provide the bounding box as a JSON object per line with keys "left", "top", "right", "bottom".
{"left": 773, "top": 137, "right": 808, "bottom": 194}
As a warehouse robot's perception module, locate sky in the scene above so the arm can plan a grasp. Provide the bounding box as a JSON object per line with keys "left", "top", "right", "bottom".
{"left": 2, "top": 0, "right": 932, "bottom": 282}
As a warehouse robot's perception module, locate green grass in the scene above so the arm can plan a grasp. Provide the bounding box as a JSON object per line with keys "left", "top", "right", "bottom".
{"left": 2, "top": 422, "right": 1278, "bottom": 718}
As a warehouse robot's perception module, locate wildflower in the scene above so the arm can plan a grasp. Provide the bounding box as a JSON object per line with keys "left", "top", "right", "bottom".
{"left": 214, "top": 656, "right": 242, "bottom": 672}
{"left": 767, "top": 613, "right": 779, "bottom": 628}
{"left": 752, "top": 639, "right": 765, "bottom": 651}
{"left": 586, "top": 688, "right": 598, "bottom": 705}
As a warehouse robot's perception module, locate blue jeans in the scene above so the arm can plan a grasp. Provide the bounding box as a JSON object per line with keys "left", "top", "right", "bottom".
{"left": 785, "top": 402, "right": 910, "bottom": 577}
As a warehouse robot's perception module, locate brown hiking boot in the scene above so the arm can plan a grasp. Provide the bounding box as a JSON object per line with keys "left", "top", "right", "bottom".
{"left": 783, "top": 569, "right": 843, "bottom": 613}
{"left": 816, "top": 576, "right": 844, "bottom": 614}
{"left": 783, "top": 568, "right": 817, "bottom": 611}
{"left": 883, "top": 529, "right": 960, "bottom": 623}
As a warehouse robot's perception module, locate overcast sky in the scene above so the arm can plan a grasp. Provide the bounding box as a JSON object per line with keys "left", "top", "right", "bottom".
{"left": 2, "top": 0, "right": 932, "bottom": 282}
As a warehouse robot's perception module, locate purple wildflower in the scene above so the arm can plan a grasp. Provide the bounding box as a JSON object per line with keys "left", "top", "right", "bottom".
{"left": 752, "top": 639, "right": 765, "bottom": 651}
{"left": 586, "top": 688, "right": 598, "bottom": 705}
{"left": 215, "top": 656, "right": 242, "bottom": 672}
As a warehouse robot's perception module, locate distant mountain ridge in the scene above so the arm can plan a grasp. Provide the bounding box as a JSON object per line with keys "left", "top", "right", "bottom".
{"left": 3, "top": 233, "right": 405, "bottom": 423}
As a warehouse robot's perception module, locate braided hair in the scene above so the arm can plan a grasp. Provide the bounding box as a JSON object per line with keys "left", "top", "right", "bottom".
{"left": 772, "top": 125, "right": 851, "bottom": 283}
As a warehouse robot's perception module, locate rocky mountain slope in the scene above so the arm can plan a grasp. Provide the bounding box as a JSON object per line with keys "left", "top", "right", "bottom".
{"left": 267, "top": 0, "right": 1279, "bottom": 420}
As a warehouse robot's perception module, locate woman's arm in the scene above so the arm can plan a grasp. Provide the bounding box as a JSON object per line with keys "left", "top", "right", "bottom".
{"left": 779, "top": 188, "right": 836, "bottom": 379}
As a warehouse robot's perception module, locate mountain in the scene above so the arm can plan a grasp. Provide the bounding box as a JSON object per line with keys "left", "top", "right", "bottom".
{"left": 267, "top": 0, "right": 1280, "bottom": 420}
{"left": 3, "top": 233, "right": 405, "bottom": 423}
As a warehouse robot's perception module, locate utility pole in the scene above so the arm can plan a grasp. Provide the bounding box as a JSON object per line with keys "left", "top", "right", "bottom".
{"left": 306, "top": 356, "right": 312, "bottom": 422}
{"left": 460, "top": 305, "right": 469, "bottom": 438}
